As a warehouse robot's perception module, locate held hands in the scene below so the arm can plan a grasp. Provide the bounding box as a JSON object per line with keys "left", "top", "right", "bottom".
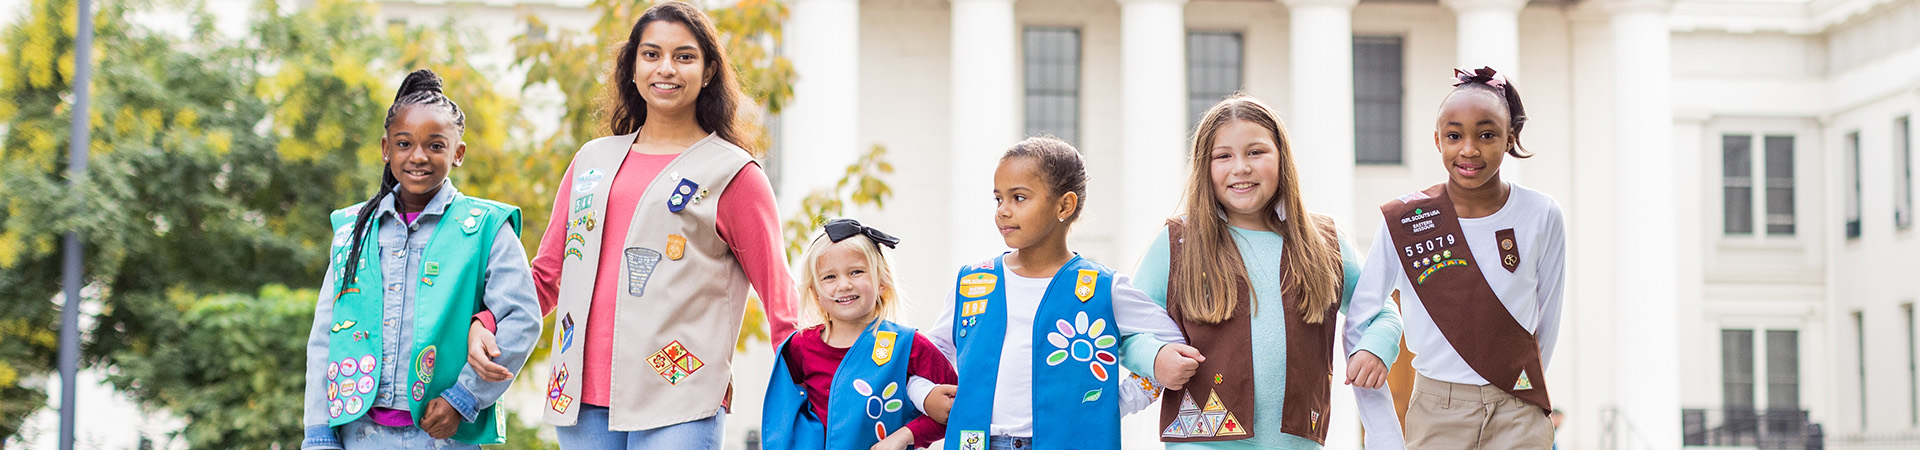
{"left": 468, "top": 319, "right": 513, "bottom": 382}
{"left": 924, "top": 384, "right": 957, "bottom": 424}
{"left": 1153, "top": 344, "right": 1206, "bottom": 391}
{"left": 1345, "top": 350, "right": 1389, "bottom": 389}
{"left": 871, "top": 427, "right": 916, "bottom": 450}
{"left": 421, "top": 397, "right": 460, "bottom": 439}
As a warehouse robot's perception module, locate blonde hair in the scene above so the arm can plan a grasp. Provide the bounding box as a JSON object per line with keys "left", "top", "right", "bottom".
{"left": 795, "top": 230, "right": 905, "bottom": 333}
{"left": 1172, "top": 94, "right": 1343, "bottom": 324}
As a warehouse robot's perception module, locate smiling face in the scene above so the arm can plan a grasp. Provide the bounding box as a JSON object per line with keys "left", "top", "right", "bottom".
{"left": 632, "top": 20, "right": 709, "bottom": 118}
{"left": 810, "top": 240, "right": 883, "bottom": 327}
{"left": 382, "top": 105, "right": 464, "bottom": 200}
{"left": 1208, "top": 119, "right": 1282, "bottom": 231}
{"left": 993, "top": 156, "right": 1074, "bottom": 251}
{"left": 1434, "top": 88, "right": 1511, "bottom": 192}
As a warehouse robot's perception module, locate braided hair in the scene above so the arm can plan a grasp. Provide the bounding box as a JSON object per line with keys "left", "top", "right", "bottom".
{"left": 1448, "top": 66, "right": 1532, "bottom": 158}
{"left": 336, "top": 69, "right": 466, "bottom": 295}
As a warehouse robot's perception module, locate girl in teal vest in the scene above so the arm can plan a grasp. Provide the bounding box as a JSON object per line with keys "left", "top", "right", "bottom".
{"left": 919, "top": 136, "right": 1206, "bottom": 450}
{"left": 762, "top": 219, "right": 957, "bottom": 450}
{"left": 300, "top": 70, "right": 542, "bottom": 450}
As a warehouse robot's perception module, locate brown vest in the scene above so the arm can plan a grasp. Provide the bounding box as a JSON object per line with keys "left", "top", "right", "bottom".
{"left": 1159, "top": 217, "right": 1342, "bottom": 444}
{"left": 1379, "top": 183, "right": 1550, "bottom": 412}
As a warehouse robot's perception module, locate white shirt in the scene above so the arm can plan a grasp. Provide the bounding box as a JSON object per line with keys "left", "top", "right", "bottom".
{"left": 1352, "top": 183, "right": 1567, "bottom": 386}
{"left": 911, "top": 268, "right": 1186, "bottom": 437}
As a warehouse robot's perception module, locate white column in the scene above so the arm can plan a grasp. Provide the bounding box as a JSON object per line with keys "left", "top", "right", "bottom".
{"left": 1441, "top": 0, "right": 1526, "bottom": 77}
{"left": 1118, "top": 0, "right": 1188, "bottom": 266}
{"left": 1281, "top": 2, "right": 1361, "bottom": 448}
{"left": 1610, "top": 0, "right": 1681, "bottom": 448}
{"left": 949, "top": 0, "right": 1020, "bottom": 267}
{"left": 780, "top": 0, "right": 861, "bottom": 211}
{"left": 1281, "top": 0, "right": 1357, "bottom": 230}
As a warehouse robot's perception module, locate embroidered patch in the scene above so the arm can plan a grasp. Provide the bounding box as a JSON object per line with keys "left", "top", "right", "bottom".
{"left": 329, "top": 399, "right": 344, "bottom": 418}
{"left": 559, "top": 313, "right": 576, "bottom": 353}
{"left": 548, "top": 363, "right": 572, "bottom": 413}
{"left": 1082, "top": 388, "right": 1103, "bottom": 403}
{"left": 357, "top": 375, "right": 374, "bottom": 394}
{"left": 960, "top": 300, "right": 989, "bottom": 317}
{"left": 572, "top": 194, "right": 594, "bottom": 213}
{"left": 853, "top": 379, "right": 903, "bottom": 419}
{"left": 411, "top": 380, "right": 426, "bottom": 402}
{"left": 415, "top": 346, "right": 437, "bottom": 384}
{"left": 1214, "top": 373, "right": 1223, "bottom": 384}
{"left": 646, "top": 340, "right": 704, "bottom": 384}
{"left": 1075, "top": 269, "right": 1098, "bottom": 302}
{"left": 959, "top": 431, "right": 986, "bottom": 450}
{"left": 423, "top": 262, "right": 439, "bottom": 277}
{"left": 1497, "top": 228, "right": 1520, "bottom": 273}
{"left": 624, "top": 247, "right": 663, "bottom": 296}
{"left": 345, "top": 396, "right": 363, "bottom": 415}
{"left": 566, "top": 233, "right": 586, "bottom": 247}
{"left": 329, "top": 361, "right": 340, "bottom": 378}
{"left": 871, "top": 331, "right": 896, "bottom": 366}
{"left": 1416, "top": 259, "right": 1470, "bottom": 285}
{"left": 874, "top": 422, "right": 888, "bottom": 442}
{"left": 574, "top": 169, "right": 605, "bottom": 192}
{"left": 1045, "top": 312, "right": 1116, "bottom": 382}
{"left": 1514, "top": 371, "right": 1533, "bottom": 390}
{"left": 564, "top": 248, "right": 584, "bottom": 260}
{"left": 667, "top": 178, "right": 700, "bottom": 213}
{"left": 958, "top": 273, "right": 997, "bottom": 298}
{"left": 330, "top": 320, "right": 357, "bottom": 333}
{"left": 1165, "top": 391, "right": 1246, "bottom": 438}
{"left": 340, "top": 357, "right": 358, "bottom": 377}
{"left": 665, "top": 234, "right": 687, "bottom": 260}
{"left": 328, "top": 380, "right": 338, "bottom": 400}
{"left": 360, "top": 355, "right": 376, "bottom": 374}
{"left": 1400, "top": 207, "right": 1443, "bottom": 235}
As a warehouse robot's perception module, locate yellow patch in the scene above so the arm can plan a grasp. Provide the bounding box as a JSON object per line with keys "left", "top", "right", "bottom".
{"left": 665, "top": 234, "right": 687, "bottom": 260}
{"left": 1074, "top": 269, "right": 1098, "bottom": 302}
{"left": 959, "top": 273, "right": 998, "bottom": 298}
{"left": 872, "top": 331, "right": 897, "bottom": 366}
{"left": 961, "top": 300, "right": 990, "bottom": 317}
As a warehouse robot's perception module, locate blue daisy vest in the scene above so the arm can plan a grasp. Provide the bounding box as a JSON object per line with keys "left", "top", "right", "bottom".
{"left": 762, "top": 320, "right": 923, "bottom": 450}
{"left": 943, "top": 254, "right": 1121, "bottom": 450}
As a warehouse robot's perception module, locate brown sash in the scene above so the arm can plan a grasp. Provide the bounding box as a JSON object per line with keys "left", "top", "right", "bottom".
{"left": 1159, "top": 218, "right": 1342, "bottom": 443}
{"left": 1380, "top": 184, "right": 1550, "bottom": 412}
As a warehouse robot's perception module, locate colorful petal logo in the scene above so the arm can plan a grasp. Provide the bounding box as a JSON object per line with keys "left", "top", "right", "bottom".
{"left": 1044, "top": 311, "right": 1118, "bottom": 381}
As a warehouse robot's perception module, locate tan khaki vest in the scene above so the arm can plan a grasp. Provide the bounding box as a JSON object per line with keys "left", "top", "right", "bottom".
{"left": 544, "top": 132, "right": 755, "bottom": 430}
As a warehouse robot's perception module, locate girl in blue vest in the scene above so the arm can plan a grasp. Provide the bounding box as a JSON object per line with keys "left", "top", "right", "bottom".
{"left": 762, "top": 219, "right": 958, "bottom": 450}
{"left": 300, "top": 69, "right": 543, "bottom": 450}
{"left": 919, "top": 136, "right": 1205, "bottom": 450}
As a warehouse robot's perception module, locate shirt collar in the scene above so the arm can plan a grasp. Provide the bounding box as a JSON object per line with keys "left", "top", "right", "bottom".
{"left": 376, "top": 179, "right": 461, "bottom": 221}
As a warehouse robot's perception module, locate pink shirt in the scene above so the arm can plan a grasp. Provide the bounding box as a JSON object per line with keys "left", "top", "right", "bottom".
{"left": 480, "top": 150, "right": 799, "bottom": 408}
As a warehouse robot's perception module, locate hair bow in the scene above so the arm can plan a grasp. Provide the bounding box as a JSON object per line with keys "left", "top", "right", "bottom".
{"left": 823, "top": 218, "right": 900, "bottom": 249}
{"left": 1452, "top": 66, "right": 1507, "bottom": 90}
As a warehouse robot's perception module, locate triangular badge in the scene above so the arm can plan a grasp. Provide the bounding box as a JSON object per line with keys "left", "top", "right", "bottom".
{"left": 1514, "top": 371, "right": 1534, "bottom": 390}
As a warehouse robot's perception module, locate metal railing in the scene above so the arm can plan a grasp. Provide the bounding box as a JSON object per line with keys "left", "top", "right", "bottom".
{"left": 1681, "top": 408, "right": 1822, "bottom": 449}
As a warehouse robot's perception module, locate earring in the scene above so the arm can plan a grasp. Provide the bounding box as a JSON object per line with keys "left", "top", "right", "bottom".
{"left": 1057, "top": 217, "right": 1065, "bottom": 223}
{"left": 702, "top": 81, "right": 709, "bottom": 87}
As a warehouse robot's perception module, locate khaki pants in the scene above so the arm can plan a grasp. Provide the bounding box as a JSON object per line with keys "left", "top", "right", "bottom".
{"left": 1406, "top": 374, "right": 1552, "bottom": 450}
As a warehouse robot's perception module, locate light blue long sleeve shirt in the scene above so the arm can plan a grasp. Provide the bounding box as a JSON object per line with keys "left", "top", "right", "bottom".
{"left": 1119, "top": 224, "right": 1403, "bottom": 450}
{"left": 301, "top": 182, "right": 542, "bottom": 450}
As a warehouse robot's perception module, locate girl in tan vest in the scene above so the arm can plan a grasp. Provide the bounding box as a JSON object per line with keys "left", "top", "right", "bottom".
{"left": 1129, "top": 95, "right": 1405, "bottom": 450}
{"left": 462, "top": 2, "right": 801, "bottom": 449}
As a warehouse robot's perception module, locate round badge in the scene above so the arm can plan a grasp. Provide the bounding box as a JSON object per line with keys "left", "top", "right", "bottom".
{"left": 345, "top": 396, "right": 363, "bottom": 415}
{"left": 416, "top": 346, "right": 438, "bottom": 383}
{"left": 329, "top": 399, "right": 344, "bottom": 418}
{"left": 360, "top": 355, "right": 376, "bottom": 373}
{"left": 1502, "top": 239, "right": 1515, "bottom": 250}
{"left": 340, "top": 358, "right": 358, "bottom": 377}
{"left": 357, "top": 375, "right": 375, "bottom": 394}
{"left": 327, "top": 381, "right": 338, "bottom": 400}
{"left": 412, "top": 380, "right": 428, "bottom": 402}
{"left": 328, "top": 361, "right": 339, "bottom": 379}
{"left": 1443, "top": 250, "right": 1452, "bottom": 258}
{"left": 678, "top": 185, "right": 692, "bottom": 195}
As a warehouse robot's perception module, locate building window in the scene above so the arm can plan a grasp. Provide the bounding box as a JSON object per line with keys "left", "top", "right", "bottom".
{"left": 1187, "top": 31, "right": 1243, "bottom": 129}
{"left": 1765, "top": 330, "right": 1800, "bottom": 410}
{"left": 1024, "top": 27, "right": 1081, "bottom": 146}
{"left": 1724, "top": 134, "right": 1798, "bottom": 236}
{"left": 1906, "top": 303, "right": 1917, "bottom": 426}
{"left": 1856, "top": 310, "right": 1869, "bottom": 429}
{"left": 1722, "top": 329, "right": 1755, "bottom": 408}
{"left": 1898, "top": 117, "right": 1914, "bottom": 230}
{"left": 1848, "top": 132, "right": 1863, "bottom": 239}
{"left": 1354, "top": 36, "right": 1404, "bottom": 165}
{"left": 1724, "top": 135, "right": 1755, "bottom": 235}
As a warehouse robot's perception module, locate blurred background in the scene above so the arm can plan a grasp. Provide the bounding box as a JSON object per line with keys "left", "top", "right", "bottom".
{"left": 3, "top": 0, "right": 1919, "bottom": 449}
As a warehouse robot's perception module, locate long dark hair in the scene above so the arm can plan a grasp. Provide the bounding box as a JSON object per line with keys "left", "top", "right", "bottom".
{"left": 337, "top": 69, "right": 464, "bottom": 294}
{"left": 599, "top": 1, "right": 759, "bottom": 156}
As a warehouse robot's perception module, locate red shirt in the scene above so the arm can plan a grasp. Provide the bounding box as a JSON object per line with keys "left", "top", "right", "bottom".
{"left": 782, "top": 325, "right": 957, "bottom": 448}
{"left": 479, "top": 150, "right": 800, "bottom": 407}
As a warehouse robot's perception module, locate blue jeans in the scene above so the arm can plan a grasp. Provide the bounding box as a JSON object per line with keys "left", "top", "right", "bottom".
{"left": 989, "top": 435, "right": 1033, "bottom": 450}
{"left": 555, "top": 404, "right": 725, "bottom": 450}
{"left": 337, "top": 417, "right": 477, "bottom": 450}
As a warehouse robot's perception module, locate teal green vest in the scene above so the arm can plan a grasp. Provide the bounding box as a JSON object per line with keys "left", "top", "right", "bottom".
{"left": 323, "top": 195, "right": 520, "bottom": 445}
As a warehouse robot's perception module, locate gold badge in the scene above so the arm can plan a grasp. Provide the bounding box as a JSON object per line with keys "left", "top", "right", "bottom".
{"left": 1074, "top": 269, "right": 1098, "bottom": 302}
{"left": 959, "top": 273, "right": 997, "bottom": 298}
{"left": 665, "top": 234, "right": 687, "bottom": 260}
{"left": 871, "top": 331, "right": 896, "bottom": 366}
{"left": 961, "top": 300, "right": 989, "bottom": 317}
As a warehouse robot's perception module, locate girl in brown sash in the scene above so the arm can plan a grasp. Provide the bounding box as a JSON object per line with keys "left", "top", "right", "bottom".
{"left": 1126, "top": 95, "right": 1406, "bottom": 450}
{"left": 1353, "top": 67, "right": 1566, "bottom": 449}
